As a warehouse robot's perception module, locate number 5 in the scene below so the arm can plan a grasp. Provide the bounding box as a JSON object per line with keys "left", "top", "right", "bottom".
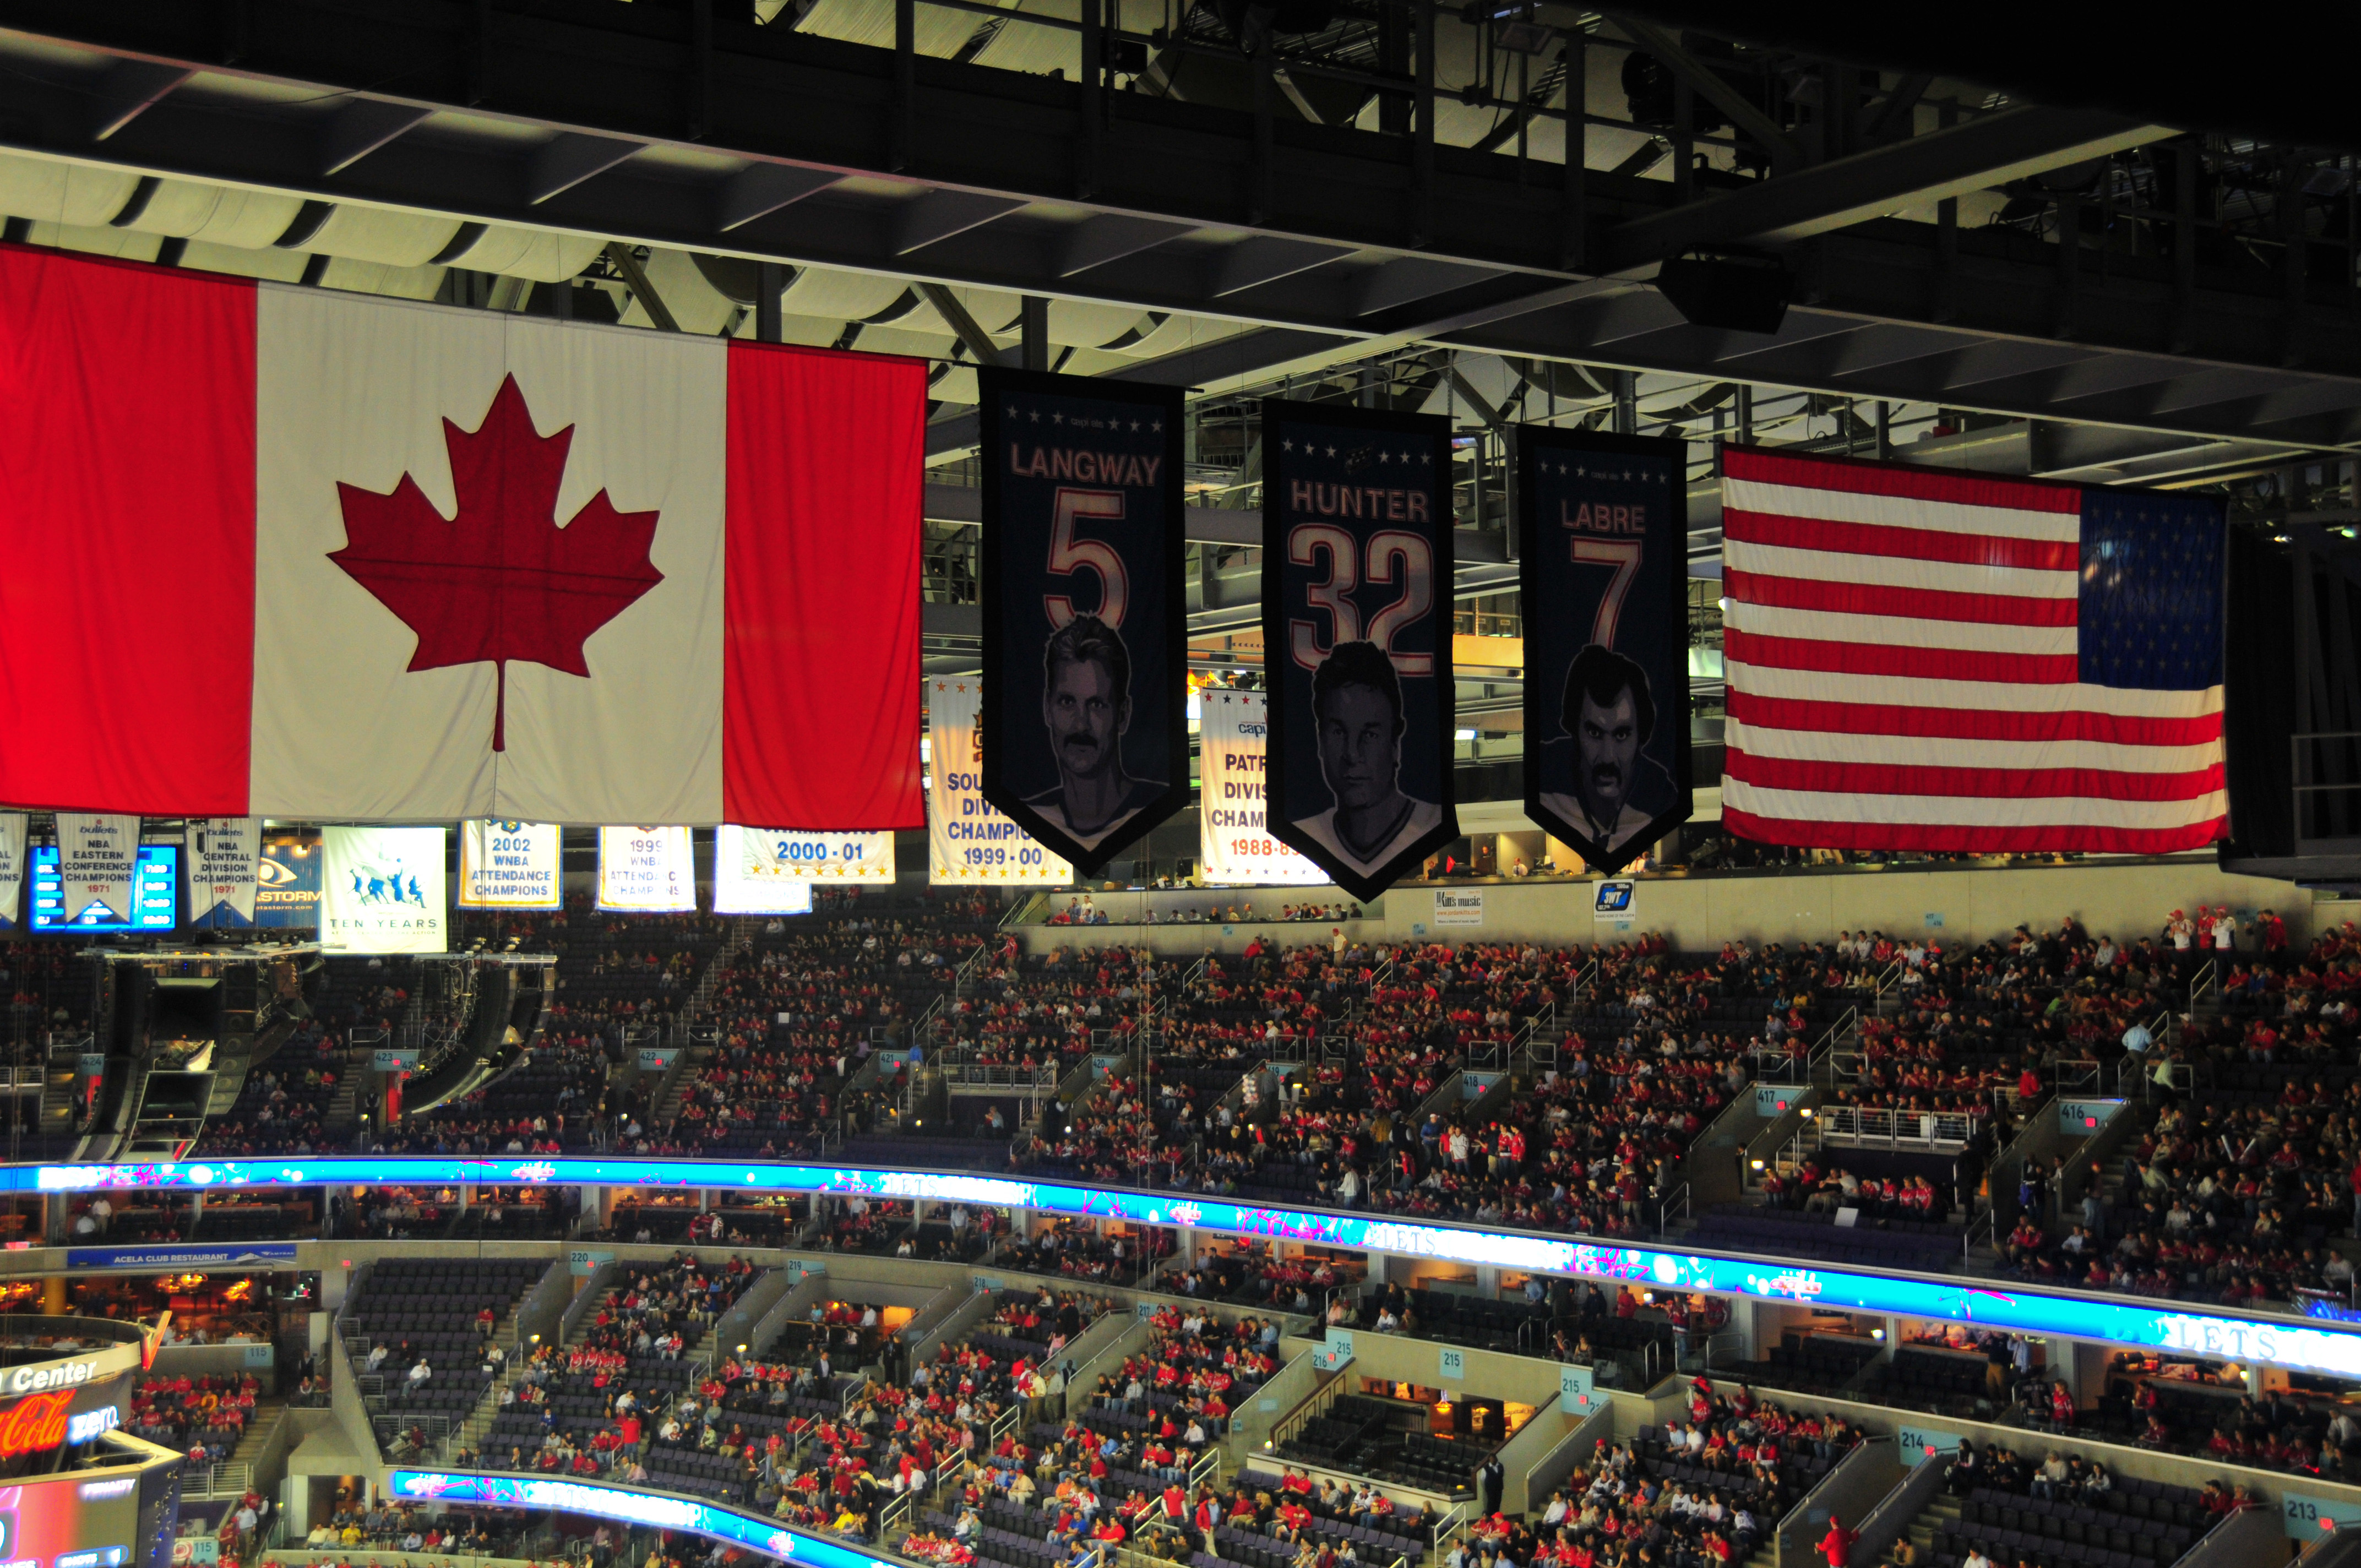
{"left": 1570, "top": 537, "right": 1642, "bottom": 646}
{"left": 1045, "top": 487, "right": 1129, "bottom": 629}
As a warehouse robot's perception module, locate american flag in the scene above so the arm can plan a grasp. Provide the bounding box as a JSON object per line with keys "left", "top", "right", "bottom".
{"left": 1718, "top": 447, "right": 2227, "bottom": 854}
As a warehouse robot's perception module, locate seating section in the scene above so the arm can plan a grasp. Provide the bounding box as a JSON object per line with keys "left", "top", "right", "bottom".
{"left": 1855, "top": 1344, "right": 1996, "bottom": 1414}
{"left": 126, "top": 1372, "right": 259, "bottom": 1464}
{"left": 1934, "top": 1480, "right": 2208, "bottom": 1568}
{"left": 344, "top": 1257, "right": 549, "bottom": 1453}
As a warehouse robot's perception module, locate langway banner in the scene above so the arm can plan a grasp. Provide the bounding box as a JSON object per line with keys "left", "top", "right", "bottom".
{"left": 458, "top": 820, "right": 562, "bottom": 908}
{"left": 0, "top": 813, "right": 22, "bottom": 929}
{"left": 0, "top": 246, "right": 924, "bottom": 829}
{"left": 928, "top": 679, "right": 1071, "bottom": 886}
{"left": 596, "top": 826, "right": 696, "bottom": 913}
{"left": 1197, "top": 690, "right": 1328, "bottom": 887}
{"left": 320, "top": 825, "right": 448, "bottom": 954}
{"left": 53, "top": 813, "right": 139, "bottom": 927}
{"left": 187, "top": 816, "right": 263, "bottom": 926}
{"left": 978, "top": 368, "right": 1188, "bottom": 874}
{"left": 1260, "top": 400, "right": 1457, "bottom": 901}
{"left": 1517, "top": 428, "right": 1691, "bottom": 873}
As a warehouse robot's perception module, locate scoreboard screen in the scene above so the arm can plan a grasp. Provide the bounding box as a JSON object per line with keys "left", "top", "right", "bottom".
{"left": 29, "top": 845, "right": 179, "bottom": 933}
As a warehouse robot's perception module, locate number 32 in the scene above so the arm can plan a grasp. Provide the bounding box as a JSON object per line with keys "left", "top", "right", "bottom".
{"left": 1288, "top": 525, "right": 1434, "bottom": 674}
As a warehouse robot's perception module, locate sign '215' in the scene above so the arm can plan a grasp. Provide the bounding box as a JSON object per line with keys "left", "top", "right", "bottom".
{"left": 1287, "top": 525, "right": 1435, "bottom": 674}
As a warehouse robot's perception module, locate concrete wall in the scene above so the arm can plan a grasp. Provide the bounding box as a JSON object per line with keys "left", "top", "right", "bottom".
{"left": 1777, "top": 1439, "right": 1903, "bottom": 1568}
{"left": 1015, "top": 856, "right": 2311, "bottom": 954}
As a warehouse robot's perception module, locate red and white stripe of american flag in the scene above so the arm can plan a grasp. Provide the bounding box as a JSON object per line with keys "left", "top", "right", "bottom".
{"left": 1717, "top": 447, "right": 2227, "bottom": 854}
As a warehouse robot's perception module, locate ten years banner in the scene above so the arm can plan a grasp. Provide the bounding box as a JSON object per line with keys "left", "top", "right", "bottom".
{"left": 1518, "top": 428, "right": 1691, "bottom": 872}
{"left": 978, "top": 368, "right": 1188, "bottom": 875}
{"left": 1261, "top": 400, "right": 1456, "bottom": 901}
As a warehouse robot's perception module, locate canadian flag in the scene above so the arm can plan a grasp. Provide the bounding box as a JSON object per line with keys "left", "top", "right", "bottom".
{"left": 0, "top": 244, "right": 924, "bottom": 829}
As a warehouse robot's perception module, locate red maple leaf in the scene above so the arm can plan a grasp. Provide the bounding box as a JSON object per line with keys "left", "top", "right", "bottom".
{"left": 329, "top": 373, "right": 664, "bottom": 752}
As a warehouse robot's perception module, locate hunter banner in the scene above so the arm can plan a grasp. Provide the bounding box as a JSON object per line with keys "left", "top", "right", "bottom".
{"left": 0, "top": 813, "right": 22, "bottom": 929}
{"left": 928, "top": 679, "right": 1072, "bottom": 886}
{"left": 596, "top": 826, "right": 697, "bottom": 913}
{"left": 1197, "top": 690, "right": 1329, "bottom": 887}
{"left": 1260, "top": 400, "right": 1456, "bottom": 901}
{"left": 187, "top": 816, "right": 263, "bottom": 925}
{"left": 978, "top": 367, "right": 1188, "bottom": 875}
{"left": 458, "top": 820, "right": 563, "bottom": 908}
{"left": 53, "top": 814, "right": 140, "bottom": 927}
{"left": 320, "top": 824, "right": 449, "bottom": 954}
{"left": 1517, "top": 428, "right": 1691, "bottom": 872}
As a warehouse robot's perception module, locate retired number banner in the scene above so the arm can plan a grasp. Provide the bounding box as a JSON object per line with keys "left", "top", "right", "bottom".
{"left": 1261, "top": 400, "right": 1456, "bottom": 901}
{"left": 929, "top": 679, "right": 1071, "bottom": 886}
{"left": 188, "top": 816, "right": 263, "bottom": 925}
{"left": 1198, "top": 690, "right": 1328, "bottom": 887}
{"left": 978, "top": 368, "right": 1188, "bottom": 874}
{"left": 1519, "top": 429, "right": 1691, "bottom": 872}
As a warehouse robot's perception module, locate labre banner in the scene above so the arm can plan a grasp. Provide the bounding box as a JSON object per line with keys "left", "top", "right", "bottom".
{"left": 928, "top": 680, "right": 1071, "bottom": 886}
{"left": 320, "top": 825, "right": 448, "bottom": 954}
{"left": 596, "top": 826, "right": 697, "bottom": 913}
{"left": 1261, "top": 400, "right": 1456, "bottom": 901}
{"left": 1518, "top": 428, "right": 1692, "bottom": 872}
{"left": 0, "top": 813, "right": 23, "bottom": 930}
{"left": 187, "top": 816, "right": 263, "bottom": 925}
{"left": 1197, "top": 690, "right": 1328, "bottom": 887}
{"left": 458, "top": 820, "right": 562, "bottom": 908}
{"left": 53, "top": 814, "right": 140, "bottom": 927}
{"left": 978, "top": 368, "right": 1188, "bottom": 874}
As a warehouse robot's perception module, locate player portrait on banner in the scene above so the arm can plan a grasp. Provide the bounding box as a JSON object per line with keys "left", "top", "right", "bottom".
{"left": 1518, "top": 428, "right": 1691, "bottom": 873}
{"left": 978, "top": 368, "right": 1189, "bottom": 873}
{"left": 1261, "top": 400, "right": 1457, "bottom": 902}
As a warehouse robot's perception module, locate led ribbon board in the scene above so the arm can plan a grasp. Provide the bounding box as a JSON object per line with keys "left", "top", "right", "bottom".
{"left": 22, "top": 1157, "right": 2359, "bottom": 1379}
{"left": 388, "top": 1470, "right": 890, "bottom": 1568}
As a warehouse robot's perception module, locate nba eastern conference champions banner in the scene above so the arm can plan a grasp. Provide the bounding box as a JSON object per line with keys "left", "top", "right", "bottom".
{"left": 459, "top": 820, "right": 562, "bottom": 908}
{"left": 979, "top": 368, "right": 1189, "bottom": 874}
{"left": 597, "top": 826, "right": 695, "bottom": 912}
{"left": 322, "top": 825, "right": 449, "bottom": 954}
{"left": 1198, "top": 690, "right": 1327, "bottom": 887}
{"left": 1518, "top": 429, "right": 1691, "bottom": 873}
{"left": 1261, "top": 401, "right": 1456, "bottom": 901}
{"left": 929, "top": 679, "right": 1071, "bottom": 886}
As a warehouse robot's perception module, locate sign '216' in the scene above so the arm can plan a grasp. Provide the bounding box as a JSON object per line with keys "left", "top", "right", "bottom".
{"left": 1043, "top": 489, "right": 1128, "bottom": 630}
{"left": 1287, "top": 525, "right": 1435, "bottom": 674}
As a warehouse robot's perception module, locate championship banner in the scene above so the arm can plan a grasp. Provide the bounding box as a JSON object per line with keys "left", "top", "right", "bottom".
{"left": 928, "top": 679, "right": 1072, "bottom": 886}
{"left": 1198, "top": 690, "right": 1329, "bottom": 887}
{"left": 255, "top": 832, "right": 322, "bottom": 927}
{"left": 458, "top": 820, "right": 562, "bottom": 908}
{"left": 1260, "top": 400, "right": 1456, "bottom": 901}
{"left": 53, "top": 814, "right": 140, "bottom": 927}
{"left": 978, "top": 368, "right": 1188, "bottom": 874}
{"left": 712, "top": 835, "right": 814, "bottom": 917}
{"left": 187, "top": 816, "right": 263, "bottom": 926}
{"left": 596, "top": 826, "right": 697, "bottom": 913}
{"left": 725, "top": 826, "right": 893, "bottom": 882}
{"left": 0, "top": 813, "right": 23, "bottom": 930}
{"left": 320, "top": 825, "right": 449, "bottom": 954}
{"left": 1517, "top": 429, "right": 1691, "bottom": 872}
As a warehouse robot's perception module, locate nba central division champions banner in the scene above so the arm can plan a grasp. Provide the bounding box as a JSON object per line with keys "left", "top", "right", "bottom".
{"left": 0, "top": 245, "right": 923, "bottom": 831}
{"left": 1518, "top": 430, "right": 1693, "bottom": 872}
{"left": 978, "top": 369, "right": 1189, "bottom": 874}
{"left": 187, "top": 816, "right": 263, "bottom": 925}
{"left": 929, "top": 680, "right": 1072, "bottom": 885}
{"left": 1262, "top": 401, "right": 1457, "bottom": 901}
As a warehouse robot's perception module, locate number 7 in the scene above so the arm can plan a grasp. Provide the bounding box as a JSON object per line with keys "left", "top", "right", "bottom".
{"left": 1569, "top": 537, "right": 1642, "bottom": 646}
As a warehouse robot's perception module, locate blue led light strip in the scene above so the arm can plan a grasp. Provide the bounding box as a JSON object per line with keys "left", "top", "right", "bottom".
{"left": 387, "top": 1469, "right": 887, "bottom": 1568}
{"left": 20, "top": 1155, "right": 2353, "bottom": 1378}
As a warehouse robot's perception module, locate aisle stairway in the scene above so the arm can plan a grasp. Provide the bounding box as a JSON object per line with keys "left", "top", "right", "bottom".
{"left": 451, "top": 1295, "right": 540, "bottom": 1461}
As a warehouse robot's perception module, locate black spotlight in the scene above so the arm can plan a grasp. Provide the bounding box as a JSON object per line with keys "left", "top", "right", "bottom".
{"left": 1656, "top": 253, "right": 1790, "bottom": 334}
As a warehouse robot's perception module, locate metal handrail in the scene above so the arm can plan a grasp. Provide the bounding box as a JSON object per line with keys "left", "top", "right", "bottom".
{"left": 1818, "top": 1103, "right": 1978, "bottom": 1149}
